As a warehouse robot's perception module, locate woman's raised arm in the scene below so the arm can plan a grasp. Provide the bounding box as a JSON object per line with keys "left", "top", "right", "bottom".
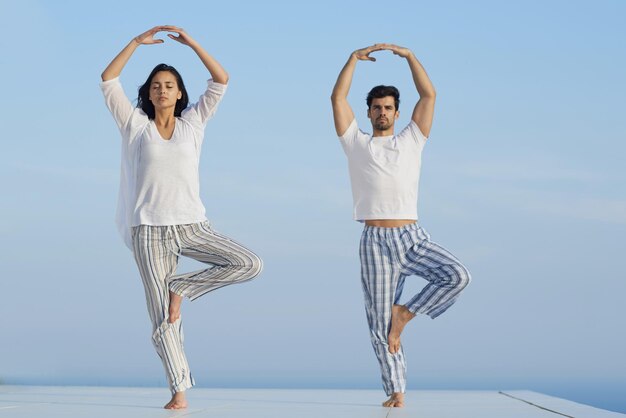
{"left": 164, "top": 26, "right": 229, "bottom": 84}
{"left": 101, "top": 26, "right": 168, "bottom": 81}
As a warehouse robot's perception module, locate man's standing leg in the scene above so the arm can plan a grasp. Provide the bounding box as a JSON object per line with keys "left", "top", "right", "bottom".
{"left": 360, "top": 224, "right": 470, "bottom": 407}
{"left": 360, "top": 226, "right": 407, "bottom": 406}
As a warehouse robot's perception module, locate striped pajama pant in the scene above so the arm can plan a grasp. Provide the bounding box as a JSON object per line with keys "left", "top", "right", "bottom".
{"left": 360, "top": 223, "right": 471, "bottom": 395}
{"left": 131, "top": 221, "right": 262, "bottom": 394}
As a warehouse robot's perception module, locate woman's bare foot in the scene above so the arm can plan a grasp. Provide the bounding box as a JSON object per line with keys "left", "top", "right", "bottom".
{"left": 164, "top": 391, "right": 187, "bottom": 409}
{"left": 382, "top": 392, "right": 405, "bottom": 407}
{"left": 168, "top": 291, "right": 183, "bottom": 324}
{"left": 388, "top": 305, "right": 415, "bottom": 354}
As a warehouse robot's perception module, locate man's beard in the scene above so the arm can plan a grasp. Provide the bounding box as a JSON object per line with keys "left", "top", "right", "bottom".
{"left": 374, "top": 118, "right": 393, "bottom": 131}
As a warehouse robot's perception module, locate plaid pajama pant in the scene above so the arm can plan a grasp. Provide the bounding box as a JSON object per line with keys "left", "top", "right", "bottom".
{"left": 360, "top": 223, "right": 470, "bottom": 395}
{"left": 132, "top": 221, "right": 262, "bottom": 394}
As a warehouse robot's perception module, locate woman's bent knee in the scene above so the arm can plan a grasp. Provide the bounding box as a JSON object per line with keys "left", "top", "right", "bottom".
{"left": 246, "top": 253, "right": 263, "bottom": 279}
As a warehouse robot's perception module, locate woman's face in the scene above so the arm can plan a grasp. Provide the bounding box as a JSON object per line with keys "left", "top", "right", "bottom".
{"left": 148, "top": 71, "right": 182, "bottom": 112}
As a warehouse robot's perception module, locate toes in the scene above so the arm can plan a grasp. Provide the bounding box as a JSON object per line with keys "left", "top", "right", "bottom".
{"left": 388, "top": 338, "right": 399, "bottom": 354}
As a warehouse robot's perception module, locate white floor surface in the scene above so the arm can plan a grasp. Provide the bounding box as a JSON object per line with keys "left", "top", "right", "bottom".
{"left": 0, "top": 386, "right": 624, "bottom": 418}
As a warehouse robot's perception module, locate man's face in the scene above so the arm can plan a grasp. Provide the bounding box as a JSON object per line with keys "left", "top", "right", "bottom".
{"left": 367, "top": 96, "right": 399, "bottom": 131}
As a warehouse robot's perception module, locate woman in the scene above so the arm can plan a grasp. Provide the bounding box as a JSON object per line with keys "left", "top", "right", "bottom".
{"left": 100, "top": 26, "right": 262, "bottom": 409}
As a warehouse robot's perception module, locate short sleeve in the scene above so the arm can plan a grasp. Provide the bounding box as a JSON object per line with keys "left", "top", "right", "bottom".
{"left": 403, "top": 121, "right": 428, "bottom": 148}
{"left": 337, "top": 118, "right": 359, "bottom": 148}
{"left": 182, "top": 79, "right": 227, "bottom": 129}
{"left": 100, "top": 77, "right": 134, "bottom": 136}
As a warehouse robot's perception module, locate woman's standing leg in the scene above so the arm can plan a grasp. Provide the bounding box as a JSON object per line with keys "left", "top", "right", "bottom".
{"left": 132, "top": 225, "right": 194, "bottom": 409}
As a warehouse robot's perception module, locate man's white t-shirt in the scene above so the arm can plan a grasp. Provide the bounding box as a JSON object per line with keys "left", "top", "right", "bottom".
{"left": 100, "top": 77, "right": 227, "bottom": 249}
{"left": 338, "top": 119, "right": 427, "bottom": 221}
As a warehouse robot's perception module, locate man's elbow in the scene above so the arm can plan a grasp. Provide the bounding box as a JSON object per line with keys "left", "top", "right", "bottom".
{"left": 423, "top": 87, "right": 436, "bottom": 99}
{"left": 330, "top": 94, "right": 346, "bottom": 106}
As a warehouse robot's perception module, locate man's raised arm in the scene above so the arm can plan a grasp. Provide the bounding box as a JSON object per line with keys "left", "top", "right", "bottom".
{"left": 331, "top": 45, "right": 385, "bottom": 136}
{"left": 386, "top": 45, "right": 436, "bottom": 138}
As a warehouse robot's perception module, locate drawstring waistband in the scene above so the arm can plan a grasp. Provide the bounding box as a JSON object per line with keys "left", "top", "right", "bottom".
{"left": 166, "top": 225, "right": 183, "bottom": 257}
{"left": 133, "top": 223, "right": 198, "bottom": 257}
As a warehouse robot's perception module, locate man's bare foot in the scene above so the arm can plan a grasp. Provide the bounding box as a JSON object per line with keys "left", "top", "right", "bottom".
{"left": 388, "top": 305, "right": 416, "bottom": 354}
{"left": 164, "top": 391, "right": 187, "bottom": 409}
{"left": 382, "top": 392, "right": 404, "bottom": 407}
{"left": 168, "top": 291, "right": 183, "bottom": 324}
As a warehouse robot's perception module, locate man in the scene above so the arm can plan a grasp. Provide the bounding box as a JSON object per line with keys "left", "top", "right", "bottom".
{"left": 331, "top": 44, "right": 471, "bottom": 408}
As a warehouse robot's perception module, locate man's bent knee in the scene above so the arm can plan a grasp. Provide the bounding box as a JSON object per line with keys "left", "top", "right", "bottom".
{"left": 455, "top": 263, "right": 471, "bottom": 290}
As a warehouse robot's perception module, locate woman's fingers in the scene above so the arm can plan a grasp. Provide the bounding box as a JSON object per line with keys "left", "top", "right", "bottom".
{"left": 136, "top": 25, "right": 191, "bottom": 45}
{"left": 160, "top": 25, "right": 184, "bottom": 34}
{"left": 167, "top": 33, "right": 185, "bottom": 43}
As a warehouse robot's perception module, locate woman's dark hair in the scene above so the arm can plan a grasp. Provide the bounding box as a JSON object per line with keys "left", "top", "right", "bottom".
{"left": 137, "top": 63, "right": 189, "bottom": 119}
{"left": 366, "top": 85, "right": 400, "bottom": 110}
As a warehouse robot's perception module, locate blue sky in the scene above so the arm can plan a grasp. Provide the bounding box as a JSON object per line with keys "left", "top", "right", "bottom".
{"left": 1, "top": 0, "right": 625, "bottom": 413}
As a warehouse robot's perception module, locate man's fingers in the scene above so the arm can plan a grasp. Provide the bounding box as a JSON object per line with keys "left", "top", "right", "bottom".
{"left": 363, "top": 53, "right": 377, "bottom": 61}
{"left": 161, "top": 25, "right": 182, "bottom": 31}
{"left": 356, "top": 54, "right": 376, "bottom": 62}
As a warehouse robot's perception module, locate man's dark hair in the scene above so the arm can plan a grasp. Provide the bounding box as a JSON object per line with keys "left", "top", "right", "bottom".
{"left": 366, "top": 85, "right": 400, "bottom": 110}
